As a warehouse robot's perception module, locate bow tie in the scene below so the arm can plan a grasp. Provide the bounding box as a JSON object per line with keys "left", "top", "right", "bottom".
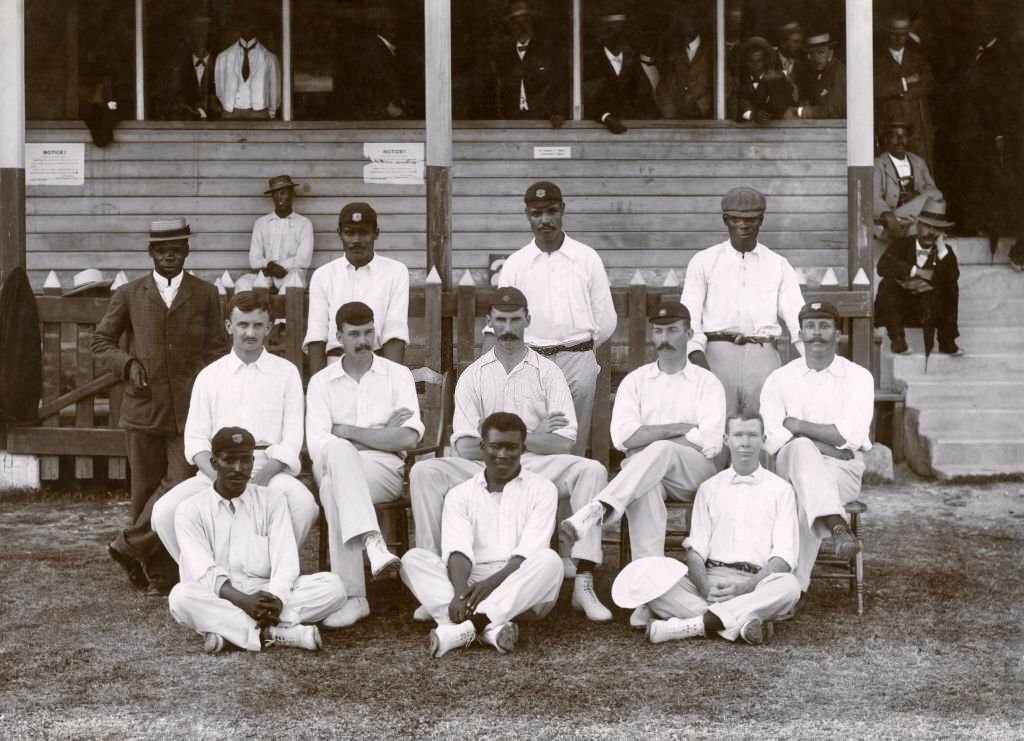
{"left": 517, "top": 42, "right": 530, "bottom": 52}
{"left": 195, "top": 59, "right": 206, "bottom": 68}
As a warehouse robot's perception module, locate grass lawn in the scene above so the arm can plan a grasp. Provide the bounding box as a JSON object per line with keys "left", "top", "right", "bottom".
{"left": 1, "top": 471, "right": 1022, "bottom": 741}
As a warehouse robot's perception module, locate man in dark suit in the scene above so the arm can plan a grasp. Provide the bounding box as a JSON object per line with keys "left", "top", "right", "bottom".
{"left": 583, "top": 4, "right": 657, "bottom": 134}
{"left": 875, "top": 199, "right": 961, "bottom": 356}
{"left": 339, "top": 6, "right": 422, "bottom": 120}
{"left": 734, "top": 37, "right": 793, "bottom": 123}
{"left": 792, "top": 32, "right": 846, "bottom": 119}
{"left": 175, "top": 16, "right": 221, "bottom": 120}
{"left": 93, "top": 218, "right": 227, "bottom": 594}
{"left": 490, "top": 1, "right": 567, "bottom": 127}
{"left": 654, "top": 10, "right": 713, "bottom": 119}
{"left": 874, "top": 14, "right": 935, "bottom": 167}
{"left": 773, "top": 21, "right": 806, "bottom": 107}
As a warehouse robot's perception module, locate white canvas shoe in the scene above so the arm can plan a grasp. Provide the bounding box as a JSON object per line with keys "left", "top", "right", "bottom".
{"left": 739, "top": 618, "right": 774, "bottom": 646}
{"left": 365, "top": 533, "right": 401, "bottom": 579}
{"left": 429, "top": 620, "right": 476, "bottom": 658}
{"left": 646, "top": 616, "right": 705, "bottom": 644}
{"left": 412, "top": 605, "right": 432, "bottom": 622}
{"left": 322, "top": 597, "right": 370, "bottom": 629}
{"left": 629, "top": 604, "right": 654, "bottom": 630}
{"left": 479, "top": 622, "right": 519, "bottom": 654}
{"left": 264, "top": 624, "right": 322, "bottom": 651}
{"left": 560, "top": 500, "right": 605, "bottom": 543}
{"left": 571, "top": 572, "right": 613, "bottom": 622}
{"left": 203, "top": 632, "right": 225, "bottom": 654}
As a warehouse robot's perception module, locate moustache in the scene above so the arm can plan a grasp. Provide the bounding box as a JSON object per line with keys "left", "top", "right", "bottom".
{"left": 655, "top": 343, "right": 676, "bottom": 351}
{"left": 498, "top": 333, "right": 519, "bottom": 341}
{"left": 354, "top": 344, "right": 373, "bottom": 353}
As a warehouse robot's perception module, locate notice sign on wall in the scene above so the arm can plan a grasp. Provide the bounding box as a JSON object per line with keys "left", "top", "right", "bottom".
{"left": 25, "top": 143, "right": 85, "bottom": 186}
{"left": 363, "top": 142, "right": 425, "bottom": 185}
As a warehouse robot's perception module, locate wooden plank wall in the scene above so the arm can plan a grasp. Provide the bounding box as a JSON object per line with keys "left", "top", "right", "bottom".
{"left": 24, "top": 121, "right": 847, "bottom": 289}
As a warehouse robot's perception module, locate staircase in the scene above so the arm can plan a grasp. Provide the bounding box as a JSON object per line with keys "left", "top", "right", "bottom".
{"left": 888, "top": 237, "right": 1024, "bottom": 479}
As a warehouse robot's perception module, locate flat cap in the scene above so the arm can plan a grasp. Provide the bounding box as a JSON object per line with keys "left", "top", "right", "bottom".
{"left": 339, "top": 202, "right": 378, "bottom": 228}
{"left": 798, "top": 300, "right": 840, "bottom": 324}
{"left": 491, "top": 286, "right": 528, "bottom": 310}
{"left": 721, "top": 187, "right": 766, "bottom": 216}
{"left": 649, "top": 299, "right": 691, "bottom": 325}
{"left": 524, "top": 181, "right": 563, "bottom": 206}
{"left": 211, "top": 426, "right": 256, "bottom": 456}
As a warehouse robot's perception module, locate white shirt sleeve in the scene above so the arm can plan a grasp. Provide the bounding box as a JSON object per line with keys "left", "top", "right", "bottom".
{"left": 441, "top": 487, "right": 476, "bottom": 566}
{"left": 688, "top": 373, "right": 726, "bottom": 458}
{"left": 759, "top": 368, "right": 793, "bottom": 455}
{"left": 543, "top": 362, "right": 578, "bottom": 441}
{"left": 768, "top": 482, "right": 799, "bottom": 570}
{"left": 589, "top": 254, "right": 618, "bottom": 347}
{"left": 777, "top": 261, "right": 806, "bottom": 356}
{"left": 265, "top": 365, "right": 304, "bottom": 475}
{"left": 304, "top": 371, "right": 334, "bottom": 466}
{"left": 302, "top": 268, "right": 330, "bottom": 351}
{"left": 380, "top": 263, "right": 411, "bottom": 345}
{"left": 183, "top": 369, "right": 214, "bottom": 465}
{"left": 836, "top": 365, "right": 875, "bottom": 451}
{"left": 450, "top": 371, "right": 483, "bottom": 448}
{"left": 687, "top": 483, "right": 713, "bottom": 561}
{"left": 249, "top": 218, "right": 267, "bottom": 271}
{"left": 277, "top": 216, "right": 314, "bottom": 271}
{"left": 511, "top": 479, "right": 558, "bottom": 560}
{"left": 394, "top": 365, "right": 426, "bottom": 442}
{"left": 265, "top": 491, "right": 300, "bottom": 601}
{"left": 609, "top": 371, "right": 642, "bottom": 451}
{"left": 175, "top": 501, "right": 230, "bottom": 594}
{"left": 681, "top": 254, "right": 709, "bottom": 354}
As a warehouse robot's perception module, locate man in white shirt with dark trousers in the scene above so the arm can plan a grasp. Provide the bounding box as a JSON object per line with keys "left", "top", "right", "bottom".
{"left": 681, "top": 186, "right": 805, "bottom": 416}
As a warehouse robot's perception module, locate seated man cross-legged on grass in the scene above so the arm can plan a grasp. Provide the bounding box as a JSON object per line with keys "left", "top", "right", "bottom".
{"left": 400, "top": 412, "right": 563, "bottom": 657}
{"left": 560, "top": 299, "right": 725, "bottom": 628}
{"left": 169, "top": 427, "right": 347, "bottom": 654}
{"left": 611, "top": 413, "right": 801, "bottom": 645}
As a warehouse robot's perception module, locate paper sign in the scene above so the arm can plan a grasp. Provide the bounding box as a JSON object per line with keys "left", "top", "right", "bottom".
{"left": 533, "top": 146, "right": 571, "bottom": 159}
{"left": 25, "top": 143, "right": 85, "bottom": 186}
{"left": 363, "top": 142, "right": 425, "bottom": 185}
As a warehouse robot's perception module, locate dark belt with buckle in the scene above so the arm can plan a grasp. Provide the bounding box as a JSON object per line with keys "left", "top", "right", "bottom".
{"left": 706, "top": 558, "right": 761, "bottom": 574}
{"left": 254, "top": 444, "right": 270, "bottom": 451}
{"left": 530, "top": 339, "right": 594, "bottom": 357}
{"left": 705, "top": 332, "right": 775, "bottom": 346}
{"left": 326, "top": 348, "right": 344, "bottom": 357}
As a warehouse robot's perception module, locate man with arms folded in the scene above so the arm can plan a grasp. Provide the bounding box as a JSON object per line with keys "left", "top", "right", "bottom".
{"left": 559, "top": 299, "right": 725, "bottom": 628}
{"left": 411, "top": 287, "right": 613, "bottom": 622}
{"left": 401, "top": 412, "right": 563, "bottom": 657}
{"left": 153, "top": 291, "right": 319, "bottom": 562}
{"left": 759, "top": 301, "right": 872, "bottom": 591}
{"left": 611, "top": 412, "right": 800, "bottom": 645}
{"left": 170, "top": 427, "right": 346, "bottom": 653}
{"left": 306, "top": 301, "right": 424, "bottom": 628}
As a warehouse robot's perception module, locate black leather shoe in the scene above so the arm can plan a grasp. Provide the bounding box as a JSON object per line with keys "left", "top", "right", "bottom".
{"left": 890, "top": 337, "right": 909, "bottom": 354}
{"left": 108, "top": 542, "right": 149, "bottom": 591}
{"left": 145, "top": 581, "right": 171, "bottom": 598}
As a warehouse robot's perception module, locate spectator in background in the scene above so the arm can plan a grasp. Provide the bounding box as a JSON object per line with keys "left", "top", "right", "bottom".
{"left": 340, "top": 5, "right": 422, "bottom": 120}
{"left": 791, "top": 32, "right": 845, "bottom": 119}
{"left": 214, "top": 20, "right": 281, "bottom": 119}
{"left": 490, "top": 0, "right": 567, "bottom": 128}
{"left": 875, "top": 13, "right": 935, "bottom": 167}
{"left": 735, "top": 37, "right": 792, "bottom": 123}
{"left": 583, "top": 3, "right": 658, "bottom": 134}
{"left": 874, "top": 122, "right": 943, "bottom": 242}
{"left": 654, "top": 10, "right": 713, "bottom": 119}
{"left": 773, "top": 21, "right": 805, "bottom": 106}
{"left": 237, "top": 175, "right": 314, "bottom": 292}
{"left": 175, "top": 15, "right": 220, "bottom": 121}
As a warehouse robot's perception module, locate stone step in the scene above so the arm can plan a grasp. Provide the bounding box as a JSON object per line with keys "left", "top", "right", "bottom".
{"left": 958, "top": 265, "right": 1024, "bottom": 299}
{"left": 930, "top": 438, "right": 1024, "bottom": 467}
{"left": 893, "top": 326, "right": 1024, "bottom": 353}
{"left": 917, "top": 408, "right": 1024, "bottom": 436}
{"left": 958, "top": 298, "right": 1024, "bottom": 324}
{"left": 893, "top": 352, "right": 1024, "bottom": 380}
{"left": 904, "top": 380, "right": 1024, "bottom": 408}
{"left": 932, "top": 463, "right": 1024, "bottom": 481}
{"left": 951, "top": 237, "right": 1016, "bottom": 265}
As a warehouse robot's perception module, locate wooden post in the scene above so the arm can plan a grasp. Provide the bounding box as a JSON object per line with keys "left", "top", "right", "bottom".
{"left": 846, "top": 0, "right": 874, "bottom": 373}
{"left": 424, "top": 268, "right": 443, "bottom": 374}
{"left": 714, "top": 0, "right": 726, "bottom": 120}
{"left": 135, "top": 0, "right": 145, "bottom": 120}
{"left": 424, "top": 0, "right": 452, "bottom": 288}
{"left": 0, "top": 0, "right": 26, "bottom": 286}
{"left": 572, "top": 0, "right": 582, "bottom": 120}
{"left": 64, "top": 2, "right": 79, "bottom": 119}
{"left": 281, "top": 0, "right": 292, "bottom": 122}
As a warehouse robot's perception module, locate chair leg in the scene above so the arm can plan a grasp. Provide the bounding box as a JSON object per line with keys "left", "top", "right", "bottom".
{"left": 317, "top": 506, "right": 328, "bottom": 572}
{"left": 855, "top": 550, "right": 864, "bottom": 616}
{"left": 619, "top": 516, "right": 631, "bottom": 568}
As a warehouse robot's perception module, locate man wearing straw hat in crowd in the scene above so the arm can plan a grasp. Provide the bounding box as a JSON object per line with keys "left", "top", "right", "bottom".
{"left": 875, "top": 198, "right": 962, "bottom": 356}
{"left": 789, "top": 31, "right": 845, "bottom": 119}
{"left": 93, "top": 217, "right": 228, "bottom": 596}
{"left": 236, "top": 175, "right": 314, "bottom": 292}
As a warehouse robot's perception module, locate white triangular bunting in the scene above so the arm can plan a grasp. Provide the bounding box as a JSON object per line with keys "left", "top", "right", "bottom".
{"left": 220, "top": 270, "right": 235, "bottom": 288}
{"left": 458, "top": 270, "right": 476, "bottom": 286}
{"left": 43, "top": 270, "right": 61, "bottom": 288}
{"left": 662, "top": 269, "right": 680, "bottom": 287}
{"left": 111, "top": 270, "right": 129, "bottom": 290}
{"left": 253, "top": 271, "right": 270, "bottom": 289}
{"left": 820, "top": 268, "right": 839, "bottom": 286}
{"left": 425, "top": 266, "right": 442, "bottom": 284}
{"left": 852, "top": 268, "right": 870, "bottom": 286}
{"left": 630, "top": 270, "right": 646, "bottom": 286}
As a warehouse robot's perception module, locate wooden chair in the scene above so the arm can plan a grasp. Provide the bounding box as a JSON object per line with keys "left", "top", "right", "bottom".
{"left": 312, "top": 366, "right": 455, "bottom": 570}
{"left": 618, "top": 499, "right": 867, "bottom": 615}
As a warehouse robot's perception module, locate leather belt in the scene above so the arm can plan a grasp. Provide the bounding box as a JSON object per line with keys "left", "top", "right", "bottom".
{"left": 706, "top": 558, "right": 761, "bottom": 575}
{"left": 530, "top": 339, "right": 594, "bottom": 357}
{"left": 326, "top": 348, "right": 344, "bottom": 357}
{"left": 705, "top": 332, "right": 775, "bottom": 346}
{"left": 254, "top": 444, "right": 270, "bottom": 451}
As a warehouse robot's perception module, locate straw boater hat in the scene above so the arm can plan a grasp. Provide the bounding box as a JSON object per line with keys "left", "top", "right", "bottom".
{"left": 148, "top": 217, "right": 194, "bottom": 244}
{"left": 263, "top": 174, "right": 299, "bottom": 194}
{"left": 63, "top": 268, "right": 112, "bottom": 296}
{"left": 611, "top": 557, "right": 688, "bottom": 609}
{"left": 805, "top": 32, "right": 839, "bottom": 49}
{"left": 916, "top": 198, "right": 955, "bottom": 229}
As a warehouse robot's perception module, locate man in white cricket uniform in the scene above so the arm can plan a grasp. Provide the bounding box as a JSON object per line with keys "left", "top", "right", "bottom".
{"left": 306, "top": 301, "right": 424, "bottom": 628}
{"left": 401, "top": 412, "right": 563, "bottom": 657}
{"left": 303, "top": 202, "right": 409, "bottom": 371}
{"left": 153, "top": 291, "right": 319, "bottom": 561}
{"left": 681, "top": 186, "right": 805, "bottom": 416}
{"left": 410, "top": 287, "right": 613, "bottom": 622}
{"left": 561, "top": 299, "right": 725, "bottom": 628}
{"left": 236, "top": 174, "right": 314, "bottom": 292}
{"left": 760, "top": 300, "right": 872, "bottom": 590}
{"left": 611, "top": 413, "right": 801, "bottom": 645}
{"left": 169, "top": 426, "right": 346, "bottom": 653}
{"left": 497, "top": 180, "right": 617, "bottom": 456}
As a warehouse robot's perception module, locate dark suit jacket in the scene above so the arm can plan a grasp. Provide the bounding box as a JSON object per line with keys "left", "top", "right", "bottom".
{"left": 176, "top": 53, "right": 219, "bottom": 118}
{"left": 735, "top": 70, "right": 793, "bottom": 121}
{"left": 655, "top": 38, "right": 713, "bottom": 119}
{"left": 772, "top": 50, "right": 806, "bottom": 106}
{"left": 490, "top": 36, "right": 567, "bottom": 119}
{"left": 877, "top": 235, "right": 959, "bottom": 286}
{"left": 874, "top": 46, "right": 934, "bottom": 162}
{"left": 341, "top": 35, "right": 421, "bottom": 119}
{"left": 583, "top": 45, "right": 657, "bottom": 122}
{"left": 798, "top": 59, "right": 846, "bottom": 119}
{"left": 875, "top": 235, "right": 959, "bottom": 330}
{"left": 92, "top": 273, "right": 227, "bottom": 434}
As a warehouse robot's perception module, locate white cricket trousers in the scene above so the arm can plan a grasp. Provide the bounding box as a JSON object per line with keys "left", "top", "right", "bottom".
{"left": 410, "top": 453, "right": 607, "bottom": 563}
{"left": 773, "top": 437, "right": 865, "bottom": 590}
{"left": 168, "top": 572, "right": 346, "bottom": 651}
{"left": 550, "top": 349, "right": 600, "bottom": 457}
{"left": 153, "top": 452, "right": 319, "bottom": 561}
{"left": 313, "top": 438, "right": 404, "bottom": 598}
{"left": 597, "top": 440, "right": 717, "bottom": 560}
{"left": 705, "top": 341, "right": 781, "bottom": 417}
{"left": 400, "top": 548, "right": 562, "bottom": 625}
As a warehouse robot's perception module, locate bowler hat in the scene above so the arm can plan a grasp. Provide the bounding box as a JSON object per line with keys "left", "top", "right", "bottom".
{"left": 740, "top": 36, "right": 774, "bottom": 58}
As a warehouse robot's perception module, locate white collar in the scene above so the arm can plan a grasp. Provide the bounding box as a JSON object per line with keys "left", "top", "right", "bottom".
{"left": 645, "top": 360, "right": 697, "bottom": 381}
{"left": 341, "top": 255, "right": 376, "bottom": 271}
{"left": 193, "top": 53, "right": 210, "bottom": 64}
{"left": 328, "top": 353, "right": 384, "bottom": 381}
{"left": 239, "top": 39, "right": 258, "bottom": 51}
{"left": 226, "top": 347, "right": 269, "bottom": 372}
{"left": 527, "top": 234, "right": 575, "bottom": 260}
{"left": 152, "top": 270, "right": 184, "bottom": 290}
{"left": 604, "top": 47, "right": 623, "bottom": 63}
{"left": 472, "top": 469, "right": 525, "bottom": 494}
{"left": 687, "top": 36, "right": 701, "bottom": 55}
{"left": 800, "top": 354, "right": 845, "bottom": 377}
{"left": 482, "top": 346, "right": 539, "bottom": 370}
{"left": 730, "top": 465, "right": 766, "bottom": 484}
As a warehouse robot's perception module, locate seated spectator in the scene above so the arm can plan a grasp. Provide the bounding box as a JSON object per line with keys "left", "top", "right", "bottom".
{"left": 875, "top": 13, "right": 935, "bottom": 167}
{"left": 236, "top": 175, "right": 314, "bottom": 292}
{"left": 611, "top": 413, "right": 801, "bottom": 646}
{"left": 583, "top": 3, "right": 657, "bottom": 134}
{"left": 168, "top": 426, "right": 347, "bottom": 654}
{"left": 790, "top": 32, "right": 845, "bottom": 119}
{"left": 400, "top": 412, "right": 563, "bottom": 657}
{"left": 214, "top": 21, "right": 281, "bottom": 119}
{"left": 489, "top": 0, "right": 567, "bottom": 128}
{"left": 773, "top": 21, "right": 805, "bottom": 106}
{"left": 875, "top": 199, "right": 961, "bottom": 356}
{"left": 654, "top": 11, "right": 712, "bottom": 119}
{"left": 874, "top": 122, "right": 943, "bottom": 242}
{"left": 175, "top": 15, "right": 220, "bottom": 120}
{"left": 735, "top": 37, "right": 792, "bottom": 123}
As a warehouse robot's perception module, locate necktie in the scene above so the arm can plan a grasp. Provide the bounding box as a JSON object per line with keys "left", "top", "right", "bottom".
{"left": 241, "top": 42, "right": 254, "bottom": 81}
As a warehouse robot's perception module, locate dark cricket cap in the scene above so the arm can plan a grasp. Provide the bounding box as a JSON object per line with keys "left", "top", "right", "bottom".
{"left": 649, "top": 299, "right": 691, "bottom": 325}
{"left": 524, "top": 181, "right": 563, "bottom": 206}
{"left": 798, "top": 300, "right": 840, "bottom": 323}
{"left": 491, "top": 286, "right": 529, "bottom": 310}
{"left": 336, "top": 301, "right": 375, "bottom": 327}
{"left": 211, "top": 426, "right": 256, "bottom": 456}
{"left": 339, "top": 202, "right": 378, "bottom": 228}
